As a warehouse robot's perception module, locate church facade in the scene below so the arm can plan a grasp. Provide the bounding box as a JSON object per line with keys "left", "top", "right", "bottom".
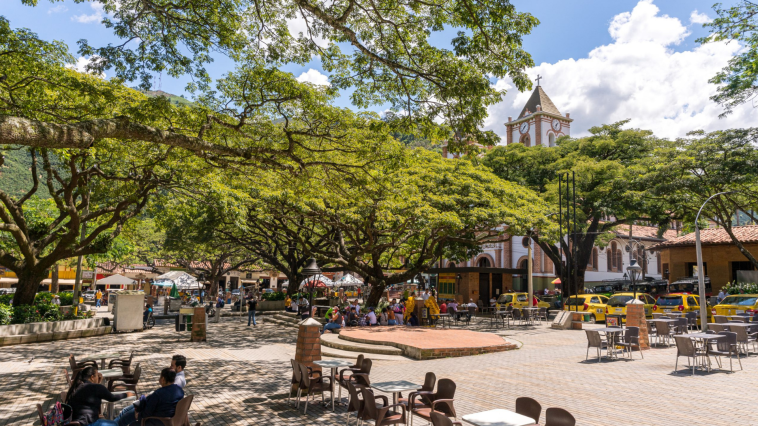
{"left": 435, "top": 83, "right": 674, "bottom": 296}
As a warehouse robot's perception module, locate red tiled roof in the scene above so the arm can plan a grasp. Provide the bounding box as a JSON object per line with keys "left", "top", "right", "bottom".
{"left": 612, "top": 224, "right": 678, "bottom": 241}
{"left": 650, "top": 225, "right": 758, "bottom": 249}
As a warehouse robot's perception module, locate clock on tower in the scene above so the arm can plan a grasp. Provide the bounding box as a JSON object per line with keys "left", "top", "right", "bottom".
{"left": 504, "top": 83, "right": 571, "bottom": 147}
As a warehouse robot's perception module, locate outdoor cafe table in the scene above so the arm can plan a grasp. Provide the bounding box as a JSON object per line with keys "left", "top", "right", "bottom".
{"left": 463, "top": 409, "right": 536, "bottom": 426}
{"left": 688, "top": 333, "right": 725, "bottom": 372}
{"left": 371, "top": 380, "right": 420, "bottom": 405}
{"left": 79, "top": 352, "right": 122, "bottom": 369}
{"left": 436, "top": 312, "right": 452, "bottom": 328}
{"left": 312, "top": 359, "right": 353, "bottom": 411}
{"left": 595, "top": 327, "right": 625, "bottom": 359}
{"left": 105, "top": 394, "right": 135, "bottom": 420}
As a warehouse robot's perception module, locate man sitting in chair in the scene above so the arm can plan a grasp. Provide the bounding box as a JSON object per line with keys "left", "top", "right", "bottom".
{"left": 115, "top": 368, "right": 183, "bottom": 426}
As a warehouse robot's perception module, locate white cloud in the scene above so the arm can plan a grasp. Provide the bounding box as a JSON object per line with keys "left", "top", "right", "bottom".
{"left": 48, "top": 4, "right": 68, "bottom": 14}
{"left": 690, "top": 10, "right": 712, "bottom": 25}
{"left": 485, "top": 0, "right": 757, "bottom": 141}
{"left": 287, "top": 15, "right": 328, "bottom": 48}
{"left": 296, "top": 69, "right": 330, "bottom": 86}
{"left": 71, "top": 3, "right": 104, "bottom": 24}
{"left": 66, "top": 56, "right": 106, "bottom": 78}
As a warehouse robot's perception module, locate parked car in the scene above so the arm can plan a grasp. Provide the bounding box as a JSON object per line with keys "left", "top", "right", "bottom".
{"left": 712, "top": 294, "right": 758, "bottom": 317}
{"left": 82, "top": 290, "right": 97, "bottom": 300}
{"left": 563, "top": 294, "right": 609, "bottom": 322}
{"left": 0, "top": 288, "right": 16, "bottom": 295}
{"left": 605, "top": 292, "right": 657, "bottom": 321}
{"left": 495, "top": 293, "right": 551, "bottom": 311}
{"left": 653, "top": 293, "right": 704, "bottom": 324}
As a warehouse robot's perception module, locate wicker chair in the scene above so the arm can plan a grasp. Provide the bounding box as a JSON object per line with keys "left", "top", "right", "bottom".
{"left": 298, "top": 362, "right": 332, "bottom": 414}
{"left": 398, "top": 372, "right": 435, "bottom": 409}
{"left": 710, "top": 331, "right": 743, "bottom": 372}
{"left": 674, "top": 335, "right": 707, "bottom": 376}
{"left": 617, "top": 326, "right": 643, "bottom": 359}
{"left": 584, "top": 330, "right": 607, "bottom": 362}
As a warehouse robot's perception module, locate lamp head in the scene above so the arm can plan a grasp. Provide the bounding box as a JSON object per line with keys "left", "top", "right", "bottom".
{"left": 301, "top": 258, "right": 321, "bottom": 277}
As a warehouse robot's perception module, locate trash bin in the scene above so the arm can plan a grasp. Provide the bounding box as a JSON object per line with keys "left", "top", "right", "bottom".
{"left": 583, "top": 313, "right": 591, "bottom": 322}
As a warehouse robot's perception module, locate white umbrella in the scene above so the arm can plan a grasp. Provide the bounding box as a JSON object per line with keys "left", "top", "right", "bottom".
{"left": 155, "top": 271, "right": 201, "bottom": 290}
{"left": 336, "top": 274, "right": 363, "bottom": 287}
{"left": 97, "top": 274, "right": 136, "bottom": 285}
{"left": 299, "top": 274, "right": 334, "bottom": 288}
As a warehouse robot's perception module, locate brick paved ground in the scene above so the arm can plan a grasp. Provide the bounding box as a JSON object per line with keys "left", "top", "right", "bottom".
{"left": 1, "top": 316, "right": 757, "bottom": 426}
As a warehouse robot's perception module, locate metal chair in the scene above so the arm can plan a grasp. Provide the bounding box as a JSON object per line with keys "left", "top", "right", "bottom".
{"left": 545, "top": 407, "right": 575, "bottom": 426}
{"left": 512, "top": 308, "right": 522, "bottom": 325}
{"left": 710, "top": 324, "right": 725, "bottom": 333}
{"left": 617, "top": 326, "right": 643, "bottom": 359}
{"left": 654, "top": 321, "right": 675, "bottom": 347}
{"left": 714, "top": 315, "right": 729, "bottom": 324}
{"left": 732, "top": 326, "right": 758, "bottom": 355}
{"left": 710, "top": 331, "right": 743, "bottom": 372}
{"left": 537, "top": 307, "right": 548, "bottom": 323}
{"left": 673, "top": 335, "right": 707, "bottom": 376}
{"left": 652, "top": 313, "right": 664, "bottom": 319}
{"left": 515, "top": 397, "right": 541, "bottom": 424}
{"left": 584, "top": 330, "right": 607, "bottom": 362}
{"left": 674, "top": 318, "right": 689, "bottom": 335}
{"left": 685, "top": 312, "right": 698, "bottom": 330}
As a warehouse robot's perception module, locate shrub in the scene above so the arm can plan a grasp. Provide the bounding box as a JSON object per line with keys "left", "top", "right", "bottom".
{"left": 11, "top": 305, "right": 42, "bottom": 324}
{"left": 722, "top": 281, "right": 758, "bottom": 295}
{"left": 0, "top": 294, "right": 12, "bottom": 305}
{"left": 262, "top": 291, "right": 286, "bottom": 301}
{"left": 37, "top": 303, "right": 63, "bottom": 322}
{"left": 0, "top": 304, "right": 11, "bottom": 325}
{"left": 34, "top": 292, "right": 54, "bottom": 304}
{"left": 57, "top": 292, "right": 74, "bottom": 306}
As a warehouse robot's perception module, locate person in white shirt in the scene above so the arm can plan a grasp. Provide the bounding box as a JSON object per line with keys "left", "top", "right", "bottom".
{"left": 420, "top": 290, "right": 430, "bottom": 301}
{"left": 367, "top": 307, "right": 378, "bottom": 326}
{"left": 718, "top": 290, "right": 726, "bottom": 302}
{"left": 489, "top": 297, "right": 496, "bottom": 307}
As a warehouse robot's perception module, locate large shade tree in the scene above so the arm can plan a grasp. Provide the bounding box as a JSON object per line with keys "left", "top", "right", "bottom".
{"left": 483, "top": 121, "right": 672, "bottom": 295}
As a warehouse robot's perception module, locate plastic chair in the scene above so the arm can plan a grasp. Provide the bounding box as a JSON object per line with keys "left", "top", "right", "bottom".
{"left": 298, "top": 363, "right": 332, "bottom": 414}
{"left": 430, "top": 411, "right": 463, "bottom": 426}
{"left": 545, "top": 407, "right": 575, "bottom": 426}
{"left": 409, "top": 379, "right": 457, "bottom": 426}
{"left": 732, "top": 326, "right": 758, "bottom": 355}
{"left": 338, "top": 358, "right": 372, "bottom": 405}
{"left": 714, "top": 315, "right": 729, "bottom": 324}
{"left": 287, "top": 359, "right": 300, "bottom": 407}
{"left": 139, "top": 395, "right": 198, "bottom": 426}
{"left": 399, "top": 372, "right": 435, "bottom": 408}
{"left": 108, "top": 351, "right": 135, "bottom": 375}
{"left": 584, "top": 330, "right": 607, "bottom": 362}
{"left": 359, "top": 386, "right": 406, "bottom": 426}
{"left": 655, "top": 321, "right": 675, "bottom": 347}
{"left": 108, "top": 365, "right": 141, "bottom": 392}
{"left": 537, "top": 307, "right": 548, "bottom": 322}
{"left": 345, "top": 381, "right": 366, "bottom": 426}
{"left": 515, "top": 397, "right": 541, "bottom": 424}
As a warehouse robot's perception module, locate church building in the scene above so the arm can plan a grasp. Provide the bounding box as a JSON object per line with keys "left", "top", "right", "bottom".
{"left": 432, "top": 81, "right": 675, "bottom": 303}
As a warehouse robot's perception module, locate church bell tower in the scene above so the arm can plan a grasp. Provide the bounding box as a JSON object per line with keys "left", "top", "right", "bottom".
{"left": 505, "top": 76, "right": 572, "bottom": 147}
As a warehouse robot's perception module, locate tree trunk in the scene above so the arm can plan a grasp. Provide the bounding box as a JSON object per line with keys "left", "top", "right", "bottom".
{"left": 12, "top": 269, "right": 47, "bottom": 306}
{"left": 287, "top": 273, "right": 301, "bottom": 296}
{"left": 51, "top": 265, "right": 59, "bottom": 293}
{"left": 366, "top": 279, "right": 386, "bottom": 307}
{"left": 208, "top": 276, "right": 220, "bottom": 297}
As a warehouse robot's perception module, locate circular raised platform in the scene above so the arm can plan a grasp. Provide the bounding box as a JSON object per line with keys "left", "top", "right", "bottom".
{"left": 337, "top": 327, "right": 516, "bottom": 359}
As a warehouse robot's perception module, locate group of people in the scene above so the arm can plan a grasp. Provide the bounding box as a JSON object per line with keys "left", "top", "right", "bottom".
{"left": 320, "top": 296, "right": 432, "bottom": 334}
{"left": 65, "top": 355, "right": 187, "bottom": 426}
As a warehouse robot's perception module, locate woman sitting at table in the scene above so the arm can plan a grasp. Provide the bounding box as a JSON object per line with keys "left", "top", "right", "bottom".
{"left": 67, "top": 366, "right": 134, "bottom": 426}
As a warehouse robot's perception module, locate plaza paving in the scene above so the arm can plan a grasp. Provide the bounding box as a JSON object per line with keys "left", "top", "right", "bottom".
{"left": 1, "top": 314, "right": 756, "bottom": 426}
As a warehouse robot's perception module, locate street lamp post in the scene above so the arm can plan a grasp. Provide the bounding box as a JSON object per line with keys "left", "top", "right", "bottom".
{"left": 627, "top": 260, "right": 642, "bottom": 302}
{"left": 301, "top": 258, "right": 321, "bottom": 318}
{"left": 695, "top": 191, "right": 735, "bottom": 332}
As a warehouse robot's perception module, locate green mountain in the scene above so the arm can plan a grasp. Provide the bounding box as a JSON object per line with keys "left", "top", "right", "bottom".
{"left": 142, "top": 90, "right": 194, "bottom": 107}
{"left": 0, "top": 148, "right": 49, "bottom": 198}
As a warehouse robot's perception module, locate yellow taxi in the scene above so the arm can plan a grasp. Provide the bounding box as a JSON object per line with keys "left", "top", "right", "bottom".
{"left": 712, "top": 294, "right": 758, "bottom": 317}
{"left": 605, "top": 292, "right": 657, "bottom": 320}
{"left": 653, "top": 293, "right": 703, "bottom": 323}
{"left": 496, "top": 293, "right": 551, "bottom": 310}
{"left": 563, "top": 294, "right": 609, "bottom": 322}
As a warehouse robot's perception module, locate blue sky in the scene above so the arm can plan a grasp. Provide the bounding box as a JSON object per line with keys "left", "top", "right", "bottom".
{"left": 3, "top": 0, "right": 753, "bottom": 138}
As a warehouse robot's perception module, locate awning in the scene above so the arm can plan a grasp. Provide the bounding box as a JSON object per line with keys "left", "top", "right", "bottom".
{"left": 97, "top": 274, "right": 136, "bottom": 285}
{"left": 299, "top": 274, "right": 335, "bottom": 288}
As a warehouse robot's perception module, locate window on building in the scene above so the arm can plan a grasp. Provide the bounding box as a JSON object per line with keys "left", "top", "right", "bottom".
{"left": 519, "top": 258, "right": 528, "bottom": 270}
{"left": 656, "top": 252, "right": 661, "bottom": 274}
{"left": 548, "top": 133, "right": 556, "bottom": 147}
{"left": 522, "top": 237, "right": 530, "bottom": 248}
{"left": 478, "top": 257, "right": 491, "bottom": 268}
{"left": 521, "top": 135, "right": 531, "bottom": 147}
{"left": 587, "top": 247, "right": 599, "bottom": 271}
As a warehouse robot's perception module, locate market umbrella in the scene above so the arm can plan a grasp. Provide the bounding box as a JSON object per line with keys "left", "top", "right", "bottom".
{"left": 170, "top": 283, "right": 179, "bottom": 298}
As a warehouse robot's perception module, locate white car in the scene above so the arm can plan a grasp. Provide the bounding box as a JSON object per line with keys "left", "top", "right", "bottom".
{"left": 82, "top": 290, "right": 96, "bottom": 300}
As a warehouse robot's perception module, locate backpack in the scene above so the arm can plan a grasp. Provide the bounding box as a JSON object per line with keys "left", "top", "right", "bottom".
{"left": 43, "top": 401, "right": 65, "bottom": 426}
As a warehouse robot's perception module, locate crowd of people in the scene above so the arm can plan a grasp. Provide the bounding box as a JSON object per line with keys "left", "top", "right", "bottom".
{"left": 64, "top": 355, "right": 188, "bottom": 426}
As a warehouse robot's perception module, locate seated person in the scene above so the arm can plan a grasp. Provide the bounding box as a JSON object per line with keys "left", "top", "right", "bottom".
{"left": 439, "top": 300, "right": 447, "bottom": 314}
{"left": 67, "top": 366, "right": 134, "bottom": 426}
{"left": 387, "top": 309, "right": 397, "bottom": 326}
{"left": 322, "top": 309, "right": 344, "bottom": 334}
{"left": 115, "top": 368, "right": 183, "bottom": 426}
{"left": 143, "top": 305, "right": 153, "bottom": 323}
{"left": 346, "top": 307, "right": 359, "bottom": 326}
{"left": 284, "top": 296, "right": 292, "bottom": 311}
{"left": 379, "top": 308, "right": 389, "bottom": 326}
{"left": 367, "top": 307, "right": 378, "bottom": 326}
{"left": 115, "top": 356, "right": 187, "bottom": 426}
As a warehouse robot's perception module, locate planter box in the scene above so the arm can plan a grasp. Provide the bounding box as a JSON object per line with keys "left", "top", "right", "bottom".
{"left": 258, "top": 300, "right": 286, "bottom": 311}
{"left": 0, "top": 317, "right": 105, "bottom": 337}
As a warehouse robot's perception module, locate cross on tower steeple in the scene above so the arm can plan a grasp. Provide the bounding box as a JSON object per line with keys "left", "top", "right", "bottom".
{"left": 535, "top": 74, "right": 542, "bottom": 86}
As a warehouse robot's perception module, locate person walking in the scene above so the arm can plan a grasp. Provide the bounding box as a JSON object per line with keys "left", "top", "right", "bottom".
{"left": 95, "top": 290, "right": 103, "bottom": 308}
{"left": 247, "top": 296, "right": 258, "bottom": 326}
